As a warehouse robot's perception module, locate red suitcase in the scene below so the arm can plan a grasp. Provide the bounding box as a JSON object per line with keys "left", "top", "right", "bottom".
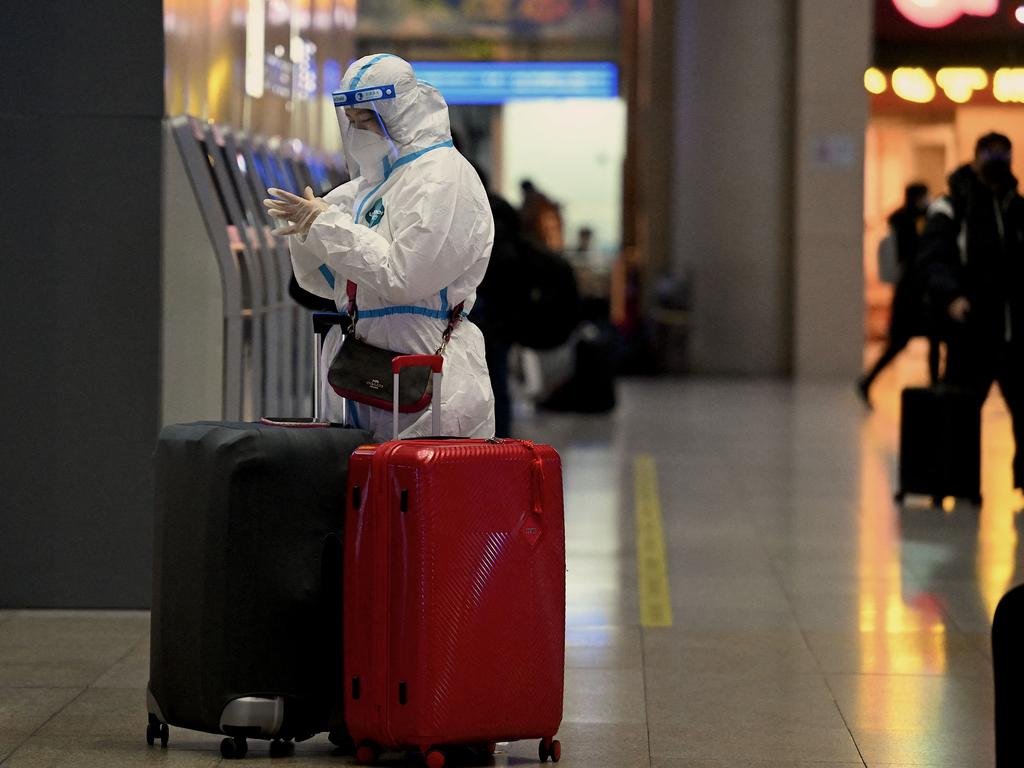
{"left": 342, "top": 355, "right": 566, "bottom": 768}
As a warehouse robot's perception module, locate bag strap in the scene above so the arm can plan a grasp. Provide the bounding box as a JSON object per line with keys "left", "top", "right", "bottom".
{"left": 346, "top": 280, "right": 358, "bottom": 322}
{"left": 344, "top": 280, "right": 464, "bottom": 354}
{"left": 437, "top": 300, "right": 465, "bottom": 355}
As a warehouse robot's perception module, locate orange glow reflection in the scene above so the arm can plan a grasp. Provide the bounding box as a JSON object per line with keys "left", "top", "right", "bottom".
{"left": 977, "top": 395, "right": 1018, "bottom": 620}
{"left": 858, "top": 411, "right": 948, "bottom": 675}
{"left": 856, "top": 355, "right": 1021, "bottom": 744}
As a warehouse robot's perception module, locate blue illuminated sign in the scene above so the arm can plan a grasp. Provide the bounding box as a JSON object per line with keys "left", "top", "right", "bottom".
{"left": 409, "top": 62, "right": 619, "bottom": 104}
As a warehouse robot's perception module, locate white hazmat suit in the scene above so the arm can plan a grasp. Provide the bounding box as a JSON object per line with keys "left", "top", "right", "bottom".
{"left": 285, "top": 54, "right": 495, "bottom": 439}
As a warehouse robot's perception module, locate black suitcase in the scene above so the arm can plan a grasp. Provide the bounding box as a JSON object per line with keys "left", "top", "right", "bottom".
{"left": 539, "top": 320, "right": 618, "bottom": 414}
{"left": 896, "top": 385, "right": 981, "bottom": 505}
{"left": 147, "top": 314, "right": 371, "bottom": 759}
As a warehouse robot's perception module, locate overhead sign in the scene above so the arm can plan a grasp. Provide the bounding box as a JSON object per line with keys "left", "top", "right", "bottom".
{"left": 358, "top": 0, "right": 618, "bottom": 40}
{"left": 411, "top": 62, "right": 619, "bottom": 104}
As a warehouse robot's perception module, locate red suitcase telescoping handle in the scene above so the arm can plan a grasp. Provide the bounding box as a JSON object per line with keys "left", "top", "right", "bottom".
{"left": 391, "top": 354, "right": 443, "bottom": 439}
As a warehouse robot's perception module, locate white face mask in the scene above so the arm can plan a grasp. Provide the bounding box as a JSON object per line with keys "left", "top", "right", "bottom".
{"left": 347, "top": 129, "right": 395, "bottom": 182}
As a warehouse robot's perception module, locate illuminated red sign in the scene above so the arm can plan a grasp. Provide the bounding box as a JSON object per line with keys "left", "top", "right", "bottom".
{"left": 892, "top": 0, "right": 999, "bottom": 28}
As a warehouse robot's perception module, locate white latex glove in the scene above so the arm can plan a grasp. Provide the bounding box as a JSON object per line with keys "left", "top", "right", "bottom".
{"left": 263, "top": 186, "right": 330, "bottom": 237}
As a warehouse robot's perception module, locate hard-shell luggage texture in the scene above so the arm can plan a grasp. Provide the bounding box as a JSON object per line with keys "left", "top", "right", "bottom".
{"left": 343, "top": 438, "right": 566, "bottom": 767}
{"left": 897, "top": 385, "right": 981, "bottom": 505}
{"left": 147, "top": 420, "right": 371, "bottom": 758}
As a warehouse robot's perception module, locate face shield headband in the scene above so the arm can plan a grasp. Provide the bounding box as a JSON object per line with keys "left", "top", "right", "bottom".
{"left": 333, "top": 85, "right": 401, "bottom": 182}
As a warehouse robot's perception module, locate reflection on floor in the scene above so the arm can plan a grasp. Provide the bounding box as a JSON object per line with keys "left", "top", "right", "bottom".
{"left": 1, "top": 350, "right": 1019, "bottom": 766}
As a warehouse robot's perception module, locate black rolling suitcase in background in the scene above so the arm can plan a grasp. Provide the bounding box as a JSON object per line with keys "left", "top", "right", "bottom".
{"left": 896, "top": 385, "right": 981, "bottom": 506}
{"left": 147, "top": 313, "right": 371, "bottom": 759}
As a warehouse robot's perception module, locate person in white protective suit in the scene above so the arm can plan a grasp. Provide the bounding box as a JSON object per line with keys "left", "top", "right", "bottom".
{"left": 263, "top": 54, "right": 495, "bottom": 439}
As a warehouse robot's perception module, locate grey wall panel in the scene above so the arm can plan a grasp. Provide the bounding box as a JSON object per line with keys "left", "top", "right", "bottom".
{"left": 0, "top": 0, "right": 163, "bottom": 607}
{"left": 0, "top": 114, "right": 162, "bottom": 607}
{"left": 0, "top": 2, "right": 163, "bottom": 118}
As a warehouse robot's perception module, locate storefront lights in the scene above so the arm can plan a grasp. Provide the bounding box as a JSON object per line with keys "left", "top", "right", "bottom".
{"left": 936, "top": 67, "right": 988, "bottom": 103}
{"left": 867, "top": 66, "right": 1024, "bottom": 104}
{"left": 864, "top": 67, "right": 888, "bottom": 95}
{"left": 891, "top": 68, "right": 936, "bottom": 103}
{"left": 994, "top": 68, "right": 1024, "bottom": 103}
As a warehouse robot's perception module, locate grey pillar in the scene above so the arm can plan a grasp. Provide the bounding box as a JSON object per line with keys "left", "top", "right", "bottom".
{"left": 0, "top": 2, "right": 164, "bottom": 606}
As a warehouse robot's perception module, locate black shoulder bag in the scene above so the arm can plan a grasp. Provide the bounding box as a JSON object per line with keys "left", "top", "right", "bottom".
{"left": 327, "top": 280, "right": 463, "bottom": 413}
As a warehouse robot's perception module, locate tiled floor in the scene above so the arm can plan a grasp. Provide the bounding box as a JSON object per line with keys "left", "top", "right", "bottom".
{"left": 2, "top": 346, "right": 1019, "bottom": 766}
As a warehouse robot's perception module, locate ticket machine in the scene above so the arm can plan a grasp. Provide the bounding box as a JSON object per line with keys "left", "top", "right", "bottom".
{"left": 161, "top": 115, "right": 347, "bottom": 424}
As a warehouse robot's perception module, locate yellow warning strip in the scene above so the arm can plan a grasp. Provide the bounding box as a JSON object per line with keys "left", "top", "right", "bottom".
{"left": 634, "top": 454, "right": 674, "bottom": 627}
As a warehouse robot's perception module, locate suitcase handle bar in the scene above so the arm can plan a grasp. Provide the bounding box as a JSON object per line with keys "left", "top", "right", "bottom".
{"left": 312, "top": 313, "right": 353, "bottom": 423}
{"left": 391, "top": 354, "right": 444, "bottom": 375}
{"left": 391, "top": 355, "right": 444, "bottom": 439}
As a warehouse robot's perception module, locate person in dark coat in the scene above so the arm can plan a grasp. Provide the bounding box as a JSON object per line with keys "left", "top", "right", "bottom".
{"left": 470, "top": 191, "right": 521, "bottom": 437}
{"left": 918, "top": 132, "right": 1024, "bottom": 493}
{"left": 993, "top": 583, "right": 1024, "bottom": 766}
{"left": 858, "top": 182, "right": 934, "bottom": 406}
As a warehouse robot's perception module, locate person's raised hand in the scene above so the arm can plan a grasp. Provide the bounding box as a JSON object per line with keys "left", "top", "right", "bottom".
{"left": 263, "top": 186, "right": 329, "bottom": 236}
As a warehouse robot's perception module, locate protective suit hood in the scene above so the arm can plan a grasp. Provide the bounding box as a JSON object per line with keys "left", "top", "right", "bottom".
{"left": 339, "top": 54, "right": 452, "bottom": 152}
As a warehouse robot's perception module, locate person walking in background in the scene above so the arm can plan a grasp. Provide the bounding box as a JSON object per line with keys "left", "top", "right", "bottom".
{"left": 569, "top": 226, "right": 595, "bottom": 264}
{"left": 520, "top": 179, "right": 565, "bottom": 252}
{"left": 858, "top": 182, "right": 936, "bottom": 406}
{"left": 919, "top": 132, "right": 1024, "bottom": 498}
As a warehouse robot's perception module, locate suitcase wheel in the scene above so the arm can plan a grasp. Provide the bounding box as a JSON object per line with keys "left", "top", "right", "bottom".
{"left": 539, "top": 738, "right": 561, "bottom": 763}
{"left": 328, "top": 730, "right": 355, "bottom": 752}
{"left": 355, "top": 741, "right": 379, "bottom": 765}
{"left": 220, "top": 736, "right": 248, "bottom": 759}
{"left": 145, "top": 721, "right": 168, "bottom": 748}
{"left": 425, "top": 748, "right": 446, "bottom": 768}
{"left": 485, "top": 742, "right": 497, "bottom": 756}
{"left": 269, "top": 739, "right": 294, "bottom": 758}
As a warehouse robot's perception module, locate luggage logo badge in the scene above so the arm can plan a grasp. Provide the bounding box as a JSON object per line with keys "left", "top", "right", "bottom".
{"left": 364, "top": 377, "right": 385, "bottom": 391}
{"left": 520, "top": 514, "right": 543, "bottom": 546}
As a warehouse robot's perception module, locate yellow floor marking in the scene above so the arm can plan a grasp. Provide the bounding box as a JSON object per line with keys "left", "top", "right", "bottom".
{"left": 634, "top": 454, "right": 673, "bottom": 627}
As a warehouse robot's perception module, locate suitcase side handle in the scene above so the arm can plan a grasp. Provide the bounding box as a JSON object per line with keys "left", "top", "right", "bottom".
{"left": 525, "top": 443, "right": 546, "bottom": 516}
{"left": 391, "top": 355, "right": 444, "bottom": 438}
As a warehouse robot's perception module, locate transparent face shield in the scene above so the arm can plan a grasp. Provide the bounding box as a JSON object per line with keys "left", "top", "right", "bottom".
{"left": 332, "top": 85, "right": 401, "bottom": 183}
